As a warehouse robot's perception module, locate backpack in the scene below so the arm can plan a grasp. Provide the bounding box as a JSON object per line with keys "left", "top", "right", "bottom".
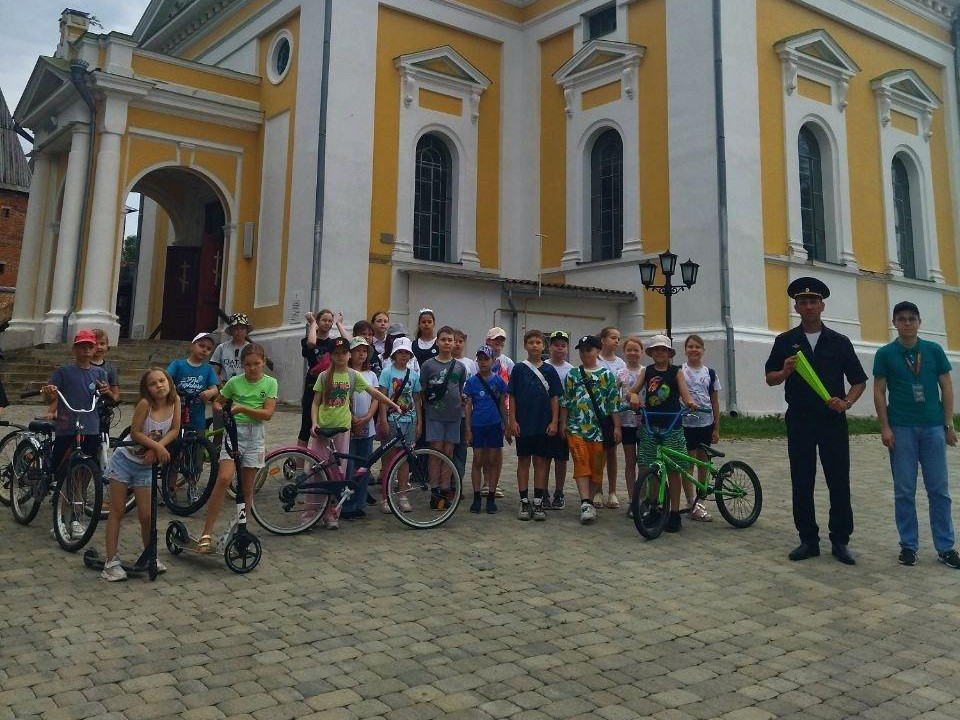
{"left": 708, "top": 368, "right": 717, "bottom": 394}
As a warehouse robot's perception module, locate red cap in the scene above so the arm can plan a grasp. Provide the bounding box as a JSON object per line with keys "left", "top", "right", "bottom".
{"left": 73, "top": 329, "right": 97, "bottom": 346}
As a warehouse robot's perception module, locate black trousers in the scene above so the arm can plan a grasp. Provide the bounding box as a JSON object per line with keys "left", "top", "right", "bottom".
{"left": 785, "top": 408, "right": 853, "bottom": 546}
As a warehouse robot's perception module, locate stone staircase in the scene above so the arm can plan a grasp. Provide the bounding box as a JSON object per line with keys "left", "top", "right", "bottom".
{"left": 0, "top": 339, "right": 192, "bottom": 406}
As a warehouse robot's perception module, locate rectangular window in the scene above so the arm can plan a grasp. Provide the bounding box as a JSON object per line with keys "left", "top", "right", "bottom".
{"left": 587, "top": 5, "right": 617, "bottom": 41}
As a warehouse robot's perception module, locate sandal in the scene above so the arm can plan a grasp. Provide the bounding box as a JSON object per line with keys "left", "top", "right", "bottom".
{"left": 196, "top": 534, "right": 213, "bottom": 553}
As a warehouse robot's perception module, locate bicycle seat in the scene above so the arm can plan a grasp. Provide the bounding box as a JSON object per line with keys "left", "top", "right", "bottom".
{"left": 313, "top": 427, "right": 349, "bottom": 439}
{"left": 28, "top": 420, "right": 56, "bottom": 433}
{"left": 698, "top": 444, "right": 725, "bottom": 459}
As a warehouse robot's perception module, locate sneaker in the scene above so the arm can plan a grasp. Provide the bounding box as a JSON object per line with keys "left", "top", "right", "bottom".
{"left": 470, "top": 496, "right": 482, "bottom": 513}
{"left": 552, "top": 494, "right": 565, "bottom": 510}
{"left": 494, "top": 486, "right": 504, "bottom": 498}
{"left": 518, "top": 498, "right": 532, "bottom": 521}
{"left": 606, "top": 493, "right": 620, "bottom": 509}
{"left": 580, "top": 502, "right": 597, "bottom": 524}
{"left": 541, "top": 495, "right": 553, "bottom": 510}
{"left": 938, "top": 549, "right": 960, "bottom": 569}
{"left": 100, "top": 557, "right": 127, "bottom": 582}
{"left": 154, "top": 559, "right": 167, "bottom": 574}
{"left": 381, "top": 499, "right": 392, "bottom": 514}
{"left": 321, "top": 509, "right": 339, "bottom": 530}
{"left": 399, "top": 495, "right": 413, "bottom": 513}
{"left": 898, "top": 548, "right": 917, "bottom": 566}
{"left": 532, "top": 500, "right": 546, "bottom": 522}
{"left": 486, "top": 498, "right": 498, "bottom": 514}
{"left": 592, "top": 492, "right": 605, "bottom": 508}
{"left": 665, "top": 511, "right": 682, "bottom": 533}
{"left": 70, "top": 520, "right": 85, "bottom": 538}
{"left": 690, "top": 502, "right": 713, "bottom": 522}
{"left": 480, "top": 483, "right": 489, "bottom": 497}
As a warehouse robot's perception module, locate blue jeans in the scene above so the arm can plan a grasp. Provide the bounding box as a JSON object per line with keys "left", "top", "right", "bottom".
{"left": 346, "top": 436, "right": 374, "bottom": 513}
{"left": 889, "top": 425, "right": 955, "bottom": 553}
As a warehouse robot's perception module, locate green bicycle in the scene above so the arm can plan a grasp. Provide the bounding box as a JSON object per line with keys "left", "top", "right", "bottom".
{"left": 631, "top": 407, "right": 762, "bottom": 540}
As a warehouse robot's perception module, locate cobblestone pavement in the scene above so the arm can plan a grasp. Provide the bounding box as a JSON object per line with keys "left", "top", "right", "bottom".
{"left": 2, "top": 403, "right": 960, "bottom": 720}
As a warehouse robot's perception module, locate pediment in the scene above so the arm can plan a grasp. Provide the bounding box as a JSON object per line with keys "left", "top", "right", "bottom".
{"left": 871, "top": 69, "right": 940, "bottom": 108}
{"left": 553, "top": 40, "right": 645, "bottom": 88}
{"left": 14, "top": 56, "right": 71, "bottom": 121}
{"left": 395, "top": 46, "right": 490, "bottom": 90}
{"left": 775, "top": 29, "right": 860, "bottom": 78}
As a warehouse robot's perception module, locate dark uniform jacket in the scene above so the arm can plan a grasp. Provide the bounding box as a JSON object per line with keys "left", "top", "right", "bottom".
{"left": 765, "top": 324, "right": 867, "bottom": 413}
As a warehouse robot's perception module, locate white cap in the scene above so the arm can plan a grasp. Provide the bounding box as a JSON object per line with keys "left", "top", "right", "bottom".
{"left": 192, "top": 332, "right": 215, "bottom": 344}
{"left": 390, "top": 337, "right": 414, "bottom": 357}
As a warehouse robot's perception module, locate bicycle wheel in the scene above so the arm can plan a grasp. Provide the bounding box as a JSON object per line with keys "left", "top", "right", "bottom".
{"left": 53, "top": 457, "right": 103, "bottom": 552}
{"left": 10, "top": 439, "right": 44, "bottom": 525}
{"left": 714, "top": 460, "right": 762, "bottom": 528}
{"left": 0, "top": 430, "right": 32, "bottom": 506}
{"left": 163, "top": 436, "right": 217, "bottom": 516}
{"left": 251, "top": 449, "right": 329, "bottom": 535}
{"left": 631, "top": 467, "right": 669, "bottom": 540}
{"left": 386, "top": 448, "right": 461, "bottom": 529}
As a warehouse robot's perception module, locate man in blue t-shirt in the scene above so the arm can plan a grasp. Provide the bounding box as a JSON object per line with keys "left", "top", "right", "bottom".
{"left": 167, "top": 333, "right": 220, "bottom": 431}
{"left": 873, "top": 301, "right": 959, "bottom": 569}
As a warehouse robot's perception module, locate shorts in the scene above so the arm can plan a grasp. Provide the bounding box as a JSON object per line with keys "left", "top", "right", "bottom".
{"left": 104, "top": 450, "right": 153, "bottom": 488}
{"left": 389, "top": 419, "right": 417, "bottom": 444}
{"left": 545, "top": 432, "right": 569, "bottom": 461}
{"left": 220, "top": 423, "right": 266, "bottom": 468}
{"left": 425, "top": 418, "right": 461, "bottom": 444}
{"left": 567, "top": 435, "right": 606, "bottom": 483}
{"left": 471, "top": 424, "right": 504, "bottom": 449}
{"left": 683, "top": 425, "right": 713, "bottom": 451}
{"left": 637, "top": 426, "right": 688, "bottom": 468}
{"left": 516, "top": 434, "right": 553, "bottom": 459}
{"left": 621, "top": 425, "right": 638, "bottom": 446}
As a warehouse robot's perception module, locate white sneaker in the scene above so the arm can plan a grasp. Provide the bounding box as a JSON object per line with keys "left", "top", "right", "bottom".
{"left": 580, "top": 503, "right": 597, "bottom": 524}
{"left": 154, "top": 559, "right": 167, "bottom": 574}
{"left": 101, "top": 557, "right": 127, "bottom": 582}
{"left": 690, "top": 502, "right": 713, "bottom": 522}
{"left": 71, "top": 520, "right": 85, "bottom": 538}
{"left": 399, "top": 495, "right": 413, "bottom": 513}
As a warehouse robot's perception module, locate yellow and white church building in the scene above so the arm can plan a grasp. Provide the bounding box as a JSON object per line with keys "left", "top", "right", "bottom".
{"left": 6, "top": 0, "right": 960, "bottom": 412}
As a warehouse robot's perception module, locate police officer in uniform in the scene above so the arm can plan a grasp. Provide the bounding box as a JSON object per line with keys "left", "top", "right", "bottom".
{"left": 765, "top": 277, "right": 867, "bottom": 565}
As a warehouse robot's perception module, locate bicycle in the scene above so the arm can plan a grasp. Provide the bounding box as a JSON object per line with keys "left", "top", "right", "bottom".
{"left": 630, "top": 407, "right": 762, "bottom": 540}
{"left": 9, "top": 388, "right": 106, "bottom": 551}
{"left": 0, "top": 420, "right": 36, "bottom": 507}
{"left": 252, "top": 414, "right": 461, "bottom": 534}
{"left": 160, "top": 391, "right": 218, "bottom": 515}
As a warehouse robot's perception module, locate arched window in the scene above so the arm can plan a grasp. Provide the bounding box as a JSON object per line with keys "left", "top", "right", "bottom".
{"left": 798, "top": 125, "right": 827, "bottom": 262}
{"left": 892, "top": 155, "right": 917, "bottom": 279}
{"left": 413, "top": 134, "right": 452, "bottom": 263}
{"left": 590, "top": 129, "right": 623, "bottom": 261}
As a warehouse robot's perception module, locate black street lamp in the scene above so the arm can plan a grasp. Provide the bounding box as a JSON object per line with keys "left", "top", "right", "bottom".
{"left": 638, "top": 251, "right": 700, "bottom": 339}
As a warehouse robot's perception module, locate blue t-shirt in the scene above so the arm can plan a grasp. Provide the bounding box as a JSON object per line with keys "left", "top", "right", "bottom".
{"left": 167, "top": 358, "right": 220, "bottom": 430}
{"left": 873, "top": 338, "right": 952, "bottom": 427}
{"left": 464, "top": 373, "right": 507, "bottom": 427}
{"left": 507, "top": 361, "right": 562, "bottom": 437}
{"left": 379, "top": 365, "right": 421, "bottom": 424}
{"left": 49, "top": 364, "right": 109, "bottom": 436}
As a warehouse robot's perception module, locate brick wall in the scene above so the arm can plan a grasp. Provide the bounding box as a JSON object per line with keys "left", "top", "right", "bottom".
{"left": 0, "top": 188, "right": 28, "bottom": 287}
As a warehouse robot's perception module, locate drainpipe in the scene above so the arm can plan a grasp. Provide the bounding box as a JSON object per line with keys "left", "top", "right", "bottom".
{"left": 505, "top": 288, "right": 519, "bottom": 361}
{"left": 65, "top": 58, "right": 97, "bottom": 343}
{"left": 712, "top": 0, "right": 738, "bottom": 417}
{"left": 309, "top": 0, "right": 334, "bottom": 314}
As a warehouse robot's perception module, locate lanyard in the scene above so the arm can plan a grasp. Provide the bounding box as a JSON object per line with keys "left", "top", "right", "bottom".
{"left": 903, "top": 348, "right": 922, "bottom": 378}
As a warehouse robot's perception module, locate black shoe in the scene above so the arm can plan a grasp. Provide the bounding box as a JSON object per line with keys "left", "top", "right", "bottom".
{"left": 831, "top": 543, "right": 856, "bottom": 565}
{"left": 470, "top": 496, "right": 482, "bottom": 514}
{"left": 938, "top": 549, "right": 960, "bottom": 569}
{"left": 366, "top": 493, "right": 377, "bottom": 506}
{"left": 665, "top": 511, "right": 681, "bottom": 533}
{"left": 898, "top": 548, "right": 917, "bottom": 566}
{"left": 788, "top": 543, "right": 820, "bottom": 561}
{"left": 486, "top": 498, "right": 498, "bottom": 514}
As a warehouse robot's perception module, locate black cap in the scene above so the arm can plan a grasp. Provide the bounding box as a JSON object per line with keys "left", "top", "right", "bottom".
{"left": 549, "top": 330, "right": 570, "bottom": 343}
{"left": 575, "top": 335, "right": 602, "bottom": 350}
{"left": 787, "top": 276, "right": 830, "bottom": 300}
{"left": 331, "top": 337, "right": 350, "bottom": 352}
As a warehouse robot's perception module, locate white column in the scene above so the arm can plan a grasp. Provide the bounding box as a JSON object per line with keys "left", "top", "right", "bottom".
{"left": 3, "top": 153, "right": 52, "bottom": 348}
{"left": 41, "top": 126, "right": 90, "bottom": 344}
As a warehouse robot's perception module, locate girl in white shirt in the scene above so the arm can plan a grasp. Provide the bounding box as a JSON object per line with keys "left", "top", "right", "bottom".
{"left": 617, "top": 337, "right": 644, "bottom": 514}
{"left": 681, "top": 334, "right": 721, "bottom": 522}
{"left": 596, "top": 326, "right": 626, "bottom": 508}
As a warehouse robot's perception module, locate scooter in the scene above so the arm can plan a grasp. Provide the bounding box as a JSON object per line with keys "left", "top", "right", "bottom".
{"left": 164, "top": 399, "right": 262, "bottom": 574}
{"left": 84, "top": 457, "right": 162, "bottom": 581}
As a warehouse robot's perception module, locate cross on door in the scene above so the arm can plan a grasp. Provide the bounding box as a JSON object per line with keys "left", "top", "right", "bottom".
{"left": 212, "top": 249, "right": 222, "bottom": 286}
{"left": 178, "top": 260, "right": 192, "bottom": 294}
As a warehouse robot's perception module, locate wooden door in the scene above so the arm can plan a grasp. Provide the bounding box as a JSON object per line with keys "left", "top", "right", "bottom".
{"left": 160, "top": 246, "right": 201, "bottom": 340}
{"left": 196, "top": 233, "right": 224, "bottom": 333}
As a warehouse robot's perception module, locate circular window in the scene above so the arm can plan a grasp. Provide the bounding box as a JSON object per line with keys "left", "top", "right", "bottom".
{"left": 267, "top": 30, "right": 293, "bottom": 84}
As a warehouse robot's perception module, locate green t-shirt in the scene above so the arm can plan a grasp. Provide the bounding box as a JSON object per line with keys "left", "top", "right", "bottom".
{"left": 313, "top": 369, "right": 370, "bottom": 429}
{"left": 219, "top": 374, "right": 278, "bottom": 424}
{"left": 873, "top": 338, "right": 951, "bottom": 427}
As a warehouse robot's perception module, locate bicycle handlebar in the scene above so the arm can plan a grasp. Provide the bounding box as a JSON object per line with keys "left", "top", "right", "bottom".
{"left": 635, "top": 406, "right": 712, "bottom": 433}
{"left": 52, "top": 388, "right": 103, "bottom": 416}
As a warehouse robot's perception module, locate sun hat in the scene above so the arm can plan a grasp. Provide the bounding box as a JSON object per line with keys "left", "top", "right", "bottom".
{"left": 486, "top": 326, "right": 507, "bottom": 341}
{"left": 390, "top": 337, "right": 414, "bottom": 357}
{"left": 349, "top": 337, "right": 371, "bottom": 350}
{"left": 73, "top": 329, "right": 97, "bottom": 346}
{"left": 476, "top": 344, "right": 496, "bottom": 359}
{"left": 387, "top": 322, "right": 407, "bottom": 337}
{"left": 574, "top": 335, "right": 601, "bottom": 351}
{"left": 645, "top": 334, "right": 675, "bottom": 357}
{"left": 226, "top": 313, "right": 252, "bottom": 332}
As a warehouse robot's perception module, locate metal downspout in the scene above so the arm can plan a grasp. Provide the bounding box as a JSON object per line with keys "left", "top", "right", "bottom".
{"left": 66, "top": 59, "right": 96, "bottom": 343}
{"left": 505, "top": 289, "right": 519, "bottom": 361}
{"left": 712, "top": 0, "right": 738, "bottom": 416}
{"left": 310, "top": 0, "right": 334, "bottom": 314}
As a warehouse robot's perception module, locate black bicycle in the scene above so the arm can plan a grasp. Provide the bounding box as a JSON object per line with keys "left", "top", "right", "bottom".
{"left": 161, "top": 391, "right": 217, "bottom": 515}
{"left": 10, "top": 389, "right": 105, "bottom": 551}
{"left": 0, "top": 420, "right": 36, "bottom": 507}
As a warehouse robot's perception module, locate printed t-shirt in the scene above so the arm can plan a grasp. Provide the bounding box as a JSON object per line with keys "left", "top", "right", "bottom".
{"left": 682, "top": 364, "right": 720, "bottom": 428}
{"left": 351, "top": 369, "right": 380, "bottom": 438}
{"left": 508, "top": 361, "right": 562, "bottom": 437}
{"left": 464, "top": 374, "right": 507, "bottom": 427}
{"left": 220, "top": 373, "right": 278, "bottom": 424}
{"left": 313, "top": 369, "right": 370, "bottom": 429}
{"left": 421, "top": 358, "right": 467, "bottom": 423}
{"left": 49, "top": 364, "right": 109, "bottom": 436}
{"left": 617, "top": 366, "right": 642, "bottom": 428}
{"left": 379, "top": 365, "right": 421, "bottom": 424}
{"left": 642, "top": 365, "right": 681, "bottom": 428}
{"left": 211, "top": 341, "right": 250, "bottom": 382}
{"left": 167, "top": 358, "right": 220, "bottom": 430}
{"left": 873, "top": 338, "right": 952, "bottom": 427}
{"left": 561, "top": 366, "right": 622, "bottom": 442}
